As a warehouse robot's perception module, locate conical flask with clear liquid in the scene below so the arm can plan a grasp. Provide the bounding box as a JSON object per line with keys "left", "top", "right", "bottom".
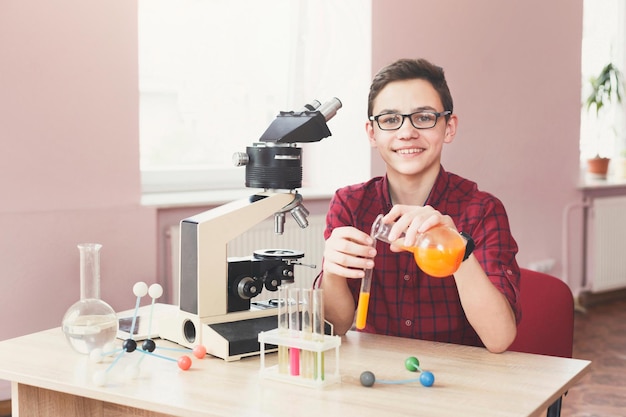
{"left": 62, "top": 243, "right": 119, "bottom": 354}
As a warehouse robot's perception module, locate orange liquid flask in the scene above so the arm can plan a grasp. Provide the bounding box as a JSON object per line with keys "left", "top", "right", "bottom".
{"left": 400, "top": 225, "right": 466, "bottom": 277}
{"left": 372, "top": 215, "right": 467, "bottom": 278}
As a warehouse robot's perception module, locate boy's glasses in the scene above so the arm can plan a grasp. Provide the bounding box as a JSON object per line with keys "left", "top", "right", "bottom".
{"left": 369, "top": 110, "right": 451, "bottom": 130}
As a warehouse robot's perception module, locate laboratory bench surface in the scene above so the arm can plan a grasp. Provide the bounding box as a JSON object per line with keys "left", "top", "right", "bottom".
{"left": 0, "top": 327, "right": 590, "bottom": 417}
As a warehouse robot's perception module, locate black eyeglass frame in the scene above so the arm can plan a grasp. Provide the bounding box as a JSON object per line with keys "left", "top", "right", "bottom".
{"left": 369, "top": 110, "right": 452, "bottom": 131}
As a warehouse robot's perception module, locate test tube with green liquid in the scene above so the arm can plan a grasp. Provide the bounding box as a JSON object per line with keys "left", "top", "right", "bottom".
{"left": 312, "top": 288, "right": 325, "bottom": 380}
{"left": 300, "top": 288, "right": 314, "bottom": 379}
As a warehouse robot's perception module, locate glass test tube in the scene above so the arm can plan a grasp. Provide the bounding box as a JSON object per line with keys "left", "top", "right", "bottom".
{"left": 312, "top": 288, "right": 325, "bottom": 380}
{"left": 288, "top": 287, "right": 300, "bottom": 376}
{"left": 300, "top": 288, "right": 314, "bottom": 379}
{"left": 312, "top": 288, "right": 325, "bottom": 339}
{"left": 277, "top": 284, "right": 291, "bottom": 374}
{"left": 355, "top": 221, "right": 378, "bottom": 330}
{"left": 355, "top": 268, "right": 373, "bottom": 330}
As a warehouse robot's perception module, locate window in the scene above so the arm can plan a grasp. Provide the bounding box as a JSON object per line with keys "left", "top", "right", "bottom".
{"left": 139, "top": 0, "right": 371, "bottom": 194}
{"left": 580, "top": 0, "right": 626, "bottom": 164}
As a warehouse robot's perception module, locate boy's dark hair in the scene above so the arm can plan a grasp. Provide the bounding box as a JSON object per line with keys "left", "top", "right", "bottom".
{"left": 367, "top": 58, "right": 453, "bottom": 119}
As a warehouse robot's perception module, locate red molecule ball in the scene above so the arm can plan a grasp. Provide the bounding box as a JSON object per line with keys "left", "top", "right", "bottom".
{"left": 178, "top": 355, "right": 192, "bottom": 371}
{"left": 193, "top": 345, "right": 207, "bottom": 359}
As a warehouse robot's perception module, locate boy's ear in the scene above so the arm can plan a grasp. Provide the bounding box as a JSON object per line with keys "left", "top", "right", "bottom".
{"left": 366, "top": 121, "right": 377, "bottom": 147}
{"left": 443, "top": 114, "right": 458, "bottom": 143}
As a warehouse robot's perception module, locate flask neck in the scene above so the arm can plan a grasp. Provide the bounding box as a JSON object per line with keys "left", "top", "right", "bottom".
{"left": 78, "top": 243, "right": 103, "bottom": 300}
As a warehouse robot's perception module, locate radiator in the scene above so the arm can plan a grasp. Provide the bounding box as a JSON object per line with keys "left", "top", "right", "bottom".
{"left": 588, "top": 196, "right": 626, "bottom": 292}
{"left": 167, "top": 215, "right": 326, "bottom": 304}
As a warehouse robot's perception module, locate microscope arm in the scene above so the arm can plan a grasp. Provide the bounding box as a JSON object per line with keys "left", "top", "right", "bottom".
{"left": 179, "top": 191, "right": 299, "bottom": 319}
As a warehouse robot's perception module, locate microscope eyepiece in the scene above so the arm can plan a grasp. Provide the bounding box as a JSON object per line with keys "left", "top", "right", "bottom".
{"left": 300, "top": 99, "right": 322, "bottom": 112}
{"left": 234, "top": 97, "right": 342, "bottom": 191}
{"left": 318, "top": 97, "right": 342, "bottom": 121}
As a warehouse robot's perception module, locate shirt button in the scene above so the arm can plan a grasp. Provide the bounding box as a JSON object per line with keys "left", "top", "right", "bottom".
{"left": 403, "top": 274, "right": 410, "bottom": 281}
{"left": 404, "top": 319, "right": 412, "bottom": 327}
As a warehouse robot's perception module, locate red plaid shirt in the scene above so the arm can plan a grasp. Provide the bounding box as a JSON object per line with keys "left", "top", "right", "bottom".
{"left": 322, "top": 167, "right": 521, "bottom": 347}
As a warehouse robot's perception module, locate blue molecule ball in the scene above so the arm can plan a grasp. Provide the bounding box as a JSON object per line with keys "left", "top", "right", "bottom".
{"left": 360, "top": 371, "right": 376, "bottom": 387}
{"left": 420, "top": 371, "right": 435, "bottom": 387}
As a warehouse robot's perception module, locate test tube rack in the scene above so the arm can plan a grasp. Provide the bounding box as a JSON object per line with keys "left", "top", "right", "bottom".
{"left": 258, "top": 329, "right": 341, "bottom": 388}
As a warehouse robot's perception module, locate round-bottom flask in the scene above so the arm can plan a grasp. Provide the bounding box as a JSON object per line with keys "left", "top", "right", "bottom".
{"left": 410, "top": 226, "right": 466, "bottom": 277}
{"left": 62, "top": 243, "right": 119, "bottom": 354}
{"left": 371, "top": 214, "right": 467, "bottom": 278}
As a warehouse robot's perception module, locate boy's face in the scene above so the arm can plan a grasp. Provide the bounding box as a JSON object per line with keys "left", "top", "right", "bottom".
{"left": 366, "top": 78, "right": 457, "bottom": 180}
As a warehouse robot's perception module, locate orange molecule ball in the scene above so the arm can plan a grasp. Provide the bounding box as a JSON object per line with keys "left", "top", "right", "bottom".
{"left": 193, "top": 345, "right": 207, "bottom": 359}
{"left": 178, "top": 355, "right": 192, "bottom": 371}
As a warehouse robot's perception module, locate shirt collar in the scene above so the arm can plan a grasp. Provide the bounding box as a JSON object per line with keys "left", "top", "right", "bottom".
{"left": 382, "top": 175, "right": 393, "bottom": 210}
{"left": 424, "top": 165, "right": 450, "bottom": 207}
{"left": 383, "top": 165, "right": 449, "bottom": 208}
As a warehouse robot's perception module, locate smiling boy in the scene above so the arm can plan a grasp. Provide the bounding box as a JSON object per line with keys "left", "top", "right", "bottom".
{"left": 320, "top": 58, "right": 520, "bottom": 353}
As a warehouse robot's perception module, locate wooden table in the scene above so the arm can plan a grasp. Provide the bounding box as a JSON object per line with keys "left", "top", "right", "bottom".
{"left": 0, "top": 327, "right": 590, "bottom": 417}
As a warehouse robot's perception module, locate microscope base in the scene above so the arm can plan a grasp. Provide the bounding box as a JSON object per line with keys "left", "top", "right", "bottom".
{"left": 203, "top": 316, "right": 278, "bottom": 361}
{"left": 159, "top": 309, "right": 279, "bottom": 361}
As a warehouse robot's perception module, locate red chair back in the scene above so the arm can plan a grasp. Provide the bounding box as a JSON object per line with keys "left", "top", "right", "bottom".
{"left": 508, "top": 268, "right": 574, "bottom": 358}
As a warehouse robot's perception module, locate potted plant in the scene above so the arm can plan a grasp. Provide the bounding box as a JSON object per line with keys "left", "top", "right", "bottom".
{"left": 584, "top": 62, "right": 625, "bottom": 178}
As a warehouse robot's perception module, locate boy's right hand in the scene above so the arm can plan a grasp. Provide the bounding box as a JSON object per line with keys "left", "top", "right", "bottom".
{"left": 322, "top": 226, "right": 377, "bottom": 279}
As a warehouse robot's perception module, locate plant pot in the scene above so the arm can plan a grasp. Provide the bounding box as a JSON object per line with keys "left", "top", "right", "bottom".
{"left": 586, "top": 157, "right": 610, "bottom": 178}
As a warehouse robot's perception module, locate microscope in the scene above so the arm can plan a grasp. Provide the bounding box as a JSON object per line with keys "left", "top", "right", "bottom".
{"left": 159, "top": 98, "right": 342, "bottom": 361}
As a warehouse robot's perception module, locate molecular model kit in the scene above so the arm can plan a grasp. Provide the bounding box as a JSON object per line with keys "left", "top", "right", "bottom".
{"left": 82, "top": 282, "right": 435, "bottom": 391}
{"left": 89, "top": 282, "right": 206, "bottom": 386}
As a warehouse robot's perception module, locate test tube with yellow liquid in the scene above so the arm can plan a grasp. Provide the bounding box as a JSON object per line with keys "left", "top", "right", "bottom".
{"left": 355, "top": 222, "right": 378, "bottom": 330}
{"left": 356, "top": 214, "right": 468, "bottom": 330}
{"left": 355, "top": 268, "right": 374, "bottom": 330}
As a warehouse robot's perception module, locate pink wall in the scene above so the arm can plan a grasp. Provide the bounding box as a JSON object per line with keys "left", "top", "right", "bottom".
{"left": 0, "top": 0, "right": 157, "bottom": 354}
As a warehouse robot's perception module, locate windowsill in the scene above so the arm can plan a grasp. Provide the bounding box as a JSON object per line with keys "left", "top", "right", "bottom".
{"left": 578, "top": 173, "right": 626, "bottom": 190}
{"left": 141, "top": 186, "right": 336, "bottom": 209}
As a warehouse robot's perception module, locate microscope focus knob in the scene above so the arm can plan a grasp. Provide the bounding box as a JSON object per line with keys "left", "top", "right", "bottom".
{"left": 232, "top": 152, "right": 249, "bottom": 167}
{"left": 264, "top": 276, "right": 281, "bottom": 292}
{"left": 235, "top": 276, "right": 263, "bottom": 300}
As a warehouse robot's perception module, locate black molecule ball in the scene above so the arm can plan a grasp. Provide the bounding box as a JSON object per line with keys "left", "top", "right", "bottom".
{"left": 360, "top": 371, "right": 376, "bottom": 387}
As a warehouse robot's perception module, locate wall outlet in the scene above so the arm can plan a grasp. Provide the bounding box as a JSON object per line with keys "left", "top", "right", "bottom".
{"left": 527, "top": 258, "right": 556, "bottom": 274}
